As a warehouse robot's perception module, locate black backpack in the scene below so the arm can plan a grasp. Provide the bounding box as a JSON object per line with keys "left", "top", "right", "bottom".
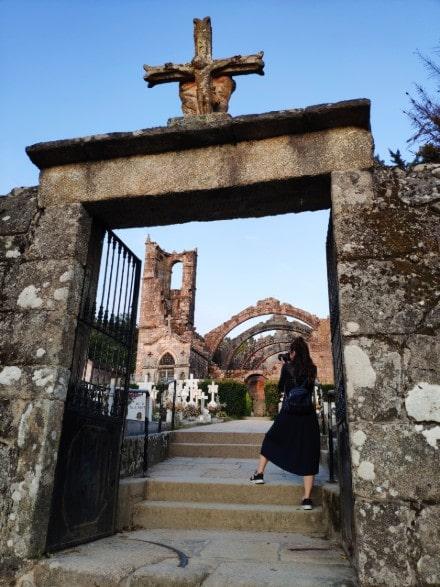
{"left": 282, "top": 366, "right": 313, "bottom": 415}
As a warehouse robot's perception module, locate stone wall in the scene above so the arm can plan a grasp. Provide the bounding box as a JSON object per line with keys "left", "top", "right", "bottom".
{"left": 0, "top": 187, "right": 91, "bottom": 580}
{"left": 120, "top": 432, "right": 171, "bottom": 478}
{"left": 332, "top": 164, "right": 440, "bottom": 586}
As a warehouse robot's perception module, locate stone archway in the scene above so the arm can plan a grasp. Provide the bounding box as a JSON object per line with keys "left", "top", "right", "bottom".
{"left": 244, "top": 373, "right": 267, "bottom": 416}
{"left": 7, "top": 100, "right": 437, "bottom": 586}
{"left": 205, "top": 298, "right": 319, "bottom": 359}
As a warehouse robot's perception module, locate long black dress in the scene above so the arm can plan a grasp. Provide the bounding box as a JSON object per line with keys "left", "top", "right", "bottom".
{"left": 261, "top": 362, "right": 320, "bottom": 476}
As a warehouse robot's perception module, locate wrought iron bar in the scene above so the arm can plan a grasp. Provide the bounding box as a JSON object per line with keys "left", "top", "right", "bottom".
{"left": 326, "top": 389, "right": 336, "bottom": 483}
{"left": 143, "top": 390, "right": 150, "bottom": 475}
{"left": 171, "top": 380, "right": 177, "bottom": 431}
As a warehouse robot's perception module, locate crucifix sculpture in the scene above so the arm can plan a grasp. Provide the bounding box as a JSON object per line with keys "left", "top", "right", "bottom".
{"left": 144, "top": 17, "right": 264, "bottom": 116}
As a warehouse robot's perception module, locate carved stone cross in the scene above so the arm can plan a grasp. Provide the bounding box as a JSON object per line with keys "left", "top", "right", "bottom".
{"left": 144, "top": 17, "right": 264, "bottom": 116}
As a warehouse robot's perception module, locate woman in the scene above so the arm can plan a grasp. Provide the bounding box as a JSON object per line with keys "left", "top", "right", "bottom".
{"left": 250, "top": 337, "right": 320, "bottom": 510}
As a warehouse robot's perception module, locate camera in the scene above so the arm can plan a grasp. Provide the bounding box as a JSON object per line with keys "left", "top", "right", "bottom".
{"left": 278, "top": 352, "right": 290, "bottom": 362}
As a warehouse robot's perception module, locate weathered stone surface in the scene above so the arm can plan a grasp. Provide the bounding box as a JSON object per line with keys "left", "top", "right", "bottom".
{"left": 32, "top": 536, "right": 175, "bottom": 587}
{"left": 343, "top": 337, "right": 404, "bottom": 421}
{"left": 26, "top": 203, "right": 91, "bottom": 263}
{"left": 0, "top": 187, "right": 38, "bottom": 236}
{"left": 349, "top": 421, "right": 440, "bottom": 501}
{"left": 332, "top": 170, "right": 440, "bottom": 261}
{"left": 0, "top": 311, "right": 77, "bottom": 369}
{"left": 130, "top": 560, "right": 211, "bottom": 587}
{"left": 403, "top": 334, "right": 440, "bottom": 386}
{"left": 337, "top": 255, "right": 440, "bottom": 335}
{"left": 0, "top": 365, "right": 70, "bottom": 401}
{"left": 415, "top": 506, "right": 440, "bottom": 585}
{"left": 321, "top": 484, "right": 341, "bottom": 540}
{"left": 1, "top": 258, "right": 84, "bottom": 314}
{"left": 354, "top": 500, "right": 418, "bottom": 587}
{"left": 37, "top": 126, "right": 372, "bottom": 223}
{"left": 0, "top": 234, "right": 28, "bottom": 261}
{"left": 396, "top": 164, "right": 440, "bottom": 206}
{"left": 120, "top": 432, "right": 171, "bottom": 479}
{"left": 27, "top": 100, "right": 371, "bottom": 168}
{"left": 2, "top": 398, "right": 65, "bottom": 560}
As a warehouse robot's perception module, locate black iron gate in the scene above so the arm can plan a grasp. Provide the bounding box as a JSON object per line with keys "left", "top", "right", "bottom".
{"left": 46, "top": 228, "right": 141, "bottom": 552}
{"left": 326, "top": 216, "right": 355, "bottom": 558}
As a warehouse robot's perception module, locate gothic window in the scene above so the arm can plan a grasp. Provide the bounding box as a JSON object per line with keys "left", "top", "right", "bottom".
{"left": 158, "top": 352, "right": 175, "bottom": 383}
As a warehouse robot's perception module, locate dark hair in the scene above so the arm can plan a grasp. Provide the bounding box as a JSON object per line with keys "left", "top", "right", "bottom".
{"left": 289, "top": 337, "right": 317, "bottom": 386}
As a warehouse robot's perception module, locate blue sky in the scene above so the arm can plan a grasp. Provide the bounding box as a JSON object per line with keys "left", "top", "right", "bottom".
{"left": 1, "top": 1, "right": 439, "bottom": 334}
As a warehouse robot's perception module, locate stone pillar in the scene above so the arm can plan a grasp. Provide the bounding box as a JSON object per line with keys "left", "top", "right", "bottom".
{"left": 331, "top": 166, "right": 440, "bottom": 586}
{"left": 0, "top": 187, "right": 92, "bottom": 579}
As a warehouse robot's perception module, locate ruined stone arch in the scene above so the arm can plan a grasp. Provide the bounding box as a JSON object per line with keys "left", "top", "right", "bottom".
{"left": 222, "top": 315, "right": 312, "bottom": 369}
{"left": 240, "top": 334, "right": 293, "bottom": 368}
{"left": 204, "top": 298, "right": 319, "bottom": 359}
{"left": 247, "top": 344, "right": 291, "bottom": 370}
{"left": 252, "top": 349, "right": 291, "bottom": 370}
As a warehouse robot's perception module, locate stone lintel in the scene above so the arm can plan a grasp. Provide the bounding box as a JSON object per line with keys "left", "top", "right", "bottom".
{"left": 26, "top": 99, "right": 370, "bottom": 169}
{"left": 37, "top": 125, "right": 372, "bottom": 228}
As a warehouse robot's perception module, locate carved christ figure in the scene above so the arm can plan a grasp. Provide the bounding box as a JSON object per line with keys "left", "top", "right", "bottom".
{"left": 144, "top": 17, "right": 264, "bottom": 116}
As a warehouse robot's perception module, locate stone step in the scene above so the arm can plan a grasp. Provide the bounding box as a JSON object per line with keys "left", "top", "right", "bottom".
{"left": 133, "top": 500, "right": 325, "bottom": 535}
{"left": 169, "top": 441, "right": 261, "bottom": 459}
{"left": 31, "top": 528, "right": 356, "bottom": 587}
{"left": 145, "top": 478, "right": 322, "bottom": 505}
{"left": 171, "top": 430, "right": 266, "bottom": 445}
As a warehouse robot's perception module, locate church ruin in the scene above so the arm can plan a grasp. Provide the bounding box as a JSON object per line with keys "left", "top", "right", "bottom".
{"left": 135, "top": 237, "right": 209, "bottom": 384}
{"left": 134, "top": 239, "right": 334, "bottom": 391}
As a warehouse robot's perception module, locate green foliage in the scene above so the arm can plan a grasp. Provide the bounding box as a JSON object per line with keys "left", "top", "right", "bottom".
{"left": 217, "top": 379, "right": 248, "bottom": 418}
{"left": 199, "top": 379, "right": 210, "bottom": 394}
{"left": 405, "top": 43, "right": 440, "bottom": 163}
{"left": 264, "top": 381, "right": 280, "bottom": 418}
{"left": 389, "top": 148, "right": 407, "bottom": 169}
{"left": 129, "top": 383, "right": 139, "bottom": 389}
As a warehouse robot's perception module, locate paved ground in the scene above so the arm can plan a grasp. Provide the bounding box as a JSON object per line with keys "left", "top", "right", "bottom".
{"left": 34, "top": 529, "right": 355, "bottom": 586}
{"left": 147, "top": 456, "right": 330, "bottom": 486}
{"left": 176, "top": 417, "right": 273, "bottom": 434}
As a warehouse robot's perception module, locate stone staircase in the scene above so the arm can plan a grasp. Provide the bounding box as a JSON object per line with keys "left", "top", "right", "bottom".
{"left": 134, "top": 429, "right": 324, "bottom": 535}
{"left": 30, "top": 421, "right": 354, "bottom": 586}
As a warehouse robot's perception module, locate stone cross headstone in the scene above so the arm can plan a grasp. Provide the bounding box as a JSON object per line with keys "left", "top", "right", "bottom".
{"left": 144, "top": 17, "right": 264, "bottom": 116}
{"left": 187, "top": 374, "right": 200, "bottom": 403}
{"left": 207, "top": 381, "right": 218, "bottom": 405}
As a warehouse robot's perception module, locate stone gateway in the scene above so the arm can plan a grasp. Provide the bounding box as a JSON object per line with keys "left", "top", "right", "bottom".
{"left": 0, "top": 47, "right": 439, "bottom": 587}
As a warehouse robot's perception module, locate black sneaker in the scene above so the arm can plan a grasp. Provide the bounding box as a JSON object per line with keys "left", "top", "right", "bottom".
{"left": 250, "top": 471, "right": 265, "bottom": 484}
{"left": 302, "top": 498, "right": 313, "bottom": 510}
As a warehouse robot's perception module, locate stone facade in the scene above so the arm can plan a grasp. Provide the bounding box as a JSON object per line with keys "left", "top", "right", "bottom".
{"left": 0, "top": 187, "right": 91, "bottom": 580}
{"left": 135, "top": 239, "right": 209, "bottom": 383}
{"left": 332, "top": 164, "right": 440, "bottom": 586}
